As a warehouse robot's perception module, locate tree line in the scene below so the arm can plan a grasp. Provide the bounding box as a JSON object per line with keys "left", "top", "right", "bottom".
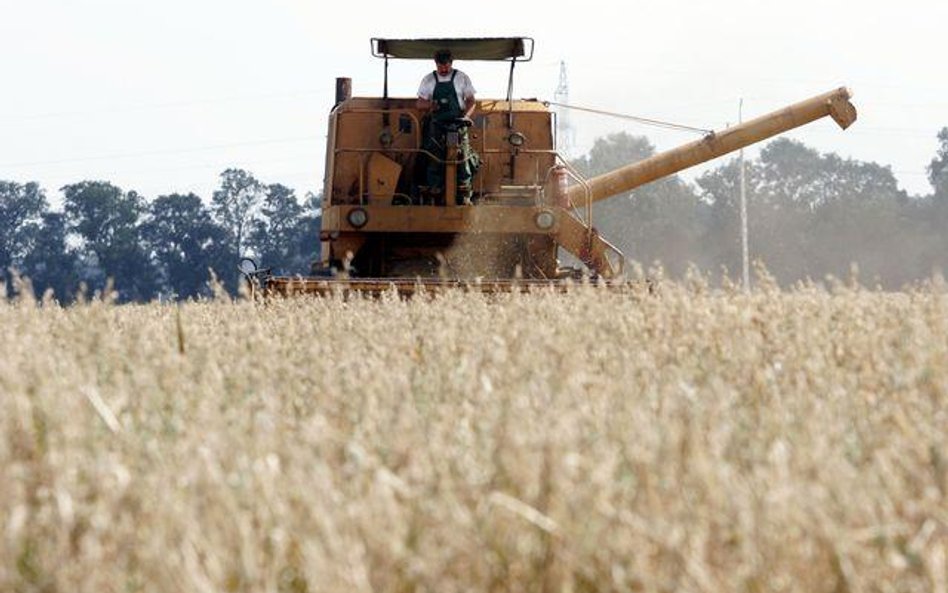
{"left": 574, "top": 127, "right": 948, "bottom": 288}
{"left": 2, "top": 128, "right": 947, "bottom": 301}
{"left": 0, "top": 169, "right": 321, "bottom": 302}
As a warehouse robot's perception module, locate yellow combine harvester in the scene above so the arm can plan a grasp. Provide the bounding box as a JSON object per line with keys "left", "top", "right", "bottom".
{"left": 242, "top": 37, "right": 856, "bottom": 296}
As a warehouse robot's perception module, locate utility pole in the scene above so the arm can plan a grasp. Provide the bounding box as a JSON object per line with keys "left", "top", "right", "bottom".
{"left": 739, "top": 98, "right": 750, "bottom": 291}
{"left": 554, "top": 61, "right": 575, "bottom": 156}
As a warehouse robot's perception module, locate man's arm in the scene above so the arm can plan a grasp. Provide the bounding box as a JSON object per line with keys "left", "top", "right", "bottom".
{"left": 460, "top": 71, "right": 476, "bottom": 119}
{"left": 417, "top": 73, "right": 435, "bottom": 112}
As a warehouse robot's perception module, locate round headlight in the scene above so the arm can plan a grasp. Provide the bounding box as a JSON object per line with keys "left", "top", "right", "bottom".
{"left": 347, "top": 208, "right": 368, "bottom": 228}
{"left": 238, "top": 257, "right": 258, "bottom": 275}
{"left": 507, "top": 131, "right": 526, "bottom": 147}
{"left": 534, "top": 210, "right": 556, "bottom": 230}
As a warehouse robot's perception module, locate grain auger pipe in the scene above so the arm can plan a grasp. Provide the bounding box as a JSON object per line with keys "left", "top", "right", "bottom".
{"left": 565, "top": 87, "right": 857, "bottom": 207}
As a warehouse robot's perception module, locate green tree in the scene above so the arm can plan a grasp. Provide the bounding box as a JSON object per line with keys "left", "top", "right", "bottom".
{"left": 928, "top": 127, "right": 948, "bottom": 198}
{"left": 212, "top": 168, "right": 264, "bottom": 263}
{"left": 697, "top": 138, "right": 912, "bottom": 286}
{"left": 296, "top": 190, "right": 323, "bottom": 266}
{"left": 915, "top": 128, "right": 948, "bottom": 280}
{"left": 760, "top": 139, "right": 907, "bottom": 284}
{"left": 0, "top": 181, "right": 48, "bottom": 293}
{"left": 758, "top": 138, "right": 903, "bottom": 209}
{"left": 21, "top": 212, "right": 80, "bottom": 302}
{"left": 249, "top": 186, "right": 323, "bottom": 275}
{"left": 570, "top": 132, "right": 705, "bottom": 275}
{"left": 62, "top": 181, "right": 157, "bottom": 301}
{"left": 249, "top": 183, "right": 303, "bottom": 273}
{"left": 694, "top": 157, "right": 765, "bottom": 277}
{"left": 141, "top": 193, "right": 231, "bottom": 299}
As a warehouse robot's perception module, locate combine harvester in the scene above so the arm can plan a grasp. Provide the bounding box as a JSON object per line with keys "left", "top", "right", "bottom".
{"left": 241, "top": 37, "right": 857, "bottom": 296}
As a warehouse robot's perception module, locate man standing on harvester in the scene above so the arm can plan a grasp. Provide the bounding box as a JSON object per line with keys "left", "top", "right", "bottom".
{"left": 417, "top": 49, "right": 479, "bottom": 205}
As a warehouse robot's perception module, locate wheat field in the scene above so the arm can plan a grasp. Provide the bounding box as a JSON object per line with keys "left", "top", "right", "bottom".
{"left": 1, "top": 274, "right": 947, "bottom": 593}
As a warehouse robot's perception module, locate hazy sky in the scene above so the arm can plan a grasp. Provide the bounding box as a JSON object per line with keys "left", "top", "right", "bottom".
{"left": 2, "top": 0, "right": 945, "bottom": 206}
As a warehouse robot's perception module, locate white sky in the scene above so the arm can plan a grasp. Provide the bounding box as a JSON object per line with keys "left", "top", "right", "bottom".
{"left": 1, "top": 0, "right": 945, "bottom": 207}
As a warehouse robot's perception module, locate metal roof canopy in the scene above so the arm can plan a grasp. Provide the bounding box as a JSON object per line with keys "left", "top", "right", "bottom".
{"left": 371, "top": 37, "right": 534, "bottom": 61}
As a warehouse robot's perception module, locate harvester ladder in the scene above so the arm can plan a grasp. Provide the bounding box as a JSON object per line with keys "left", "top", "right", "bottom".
{"left": 554, "top": 212, "right": 624, "bottom": 279}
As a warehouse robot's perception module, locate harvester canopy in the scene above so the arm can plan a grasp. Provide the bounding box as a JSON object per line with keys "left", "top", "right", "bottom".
{"left": 371, "top": 37, "right": 534, "bottom": 61}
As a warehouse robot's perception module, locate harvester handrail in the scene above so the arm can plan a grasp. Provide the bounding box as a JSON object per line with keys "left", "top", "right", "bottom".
{"left": 330, "top": 147, "right": 480, "bottom": 205}
{"left": 333, "top": 147, "right": 477, "bottom": 168}
{"left": 546, "top": 153, "right": 628, "bottom": 277}
{"left": 337, "top": 108, "right": 423, "bottom": 147}
{"left": 551, "top": 154, "right": 594, "bottom": 234}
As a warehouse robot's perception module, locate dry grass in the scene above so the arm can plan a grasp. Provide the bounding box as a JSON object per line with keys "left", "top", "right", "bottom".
{"left": 1, "top": 276, "right": 947, "bottom": 592}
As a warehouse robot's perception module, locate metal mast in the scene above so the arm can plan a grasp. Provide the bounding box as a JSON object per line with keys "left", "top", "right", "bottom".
{"left": 739, "top": 98, "right": 750, "bottom": 292}
{"left": 554, "top": 61, "right": 575, "bottom": 156}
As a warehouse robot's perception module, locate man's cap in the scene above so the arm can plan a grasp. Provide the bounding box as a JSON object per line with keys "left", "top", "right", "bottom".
{"left": 434, "top": 49, "right": 453, "bottom": 64}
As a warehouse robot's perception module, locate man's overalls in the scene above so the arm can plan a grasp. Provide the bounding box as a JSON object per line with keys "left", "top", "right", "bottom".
{"left": 424, "top": 70, "right": 478, "bottom": 204}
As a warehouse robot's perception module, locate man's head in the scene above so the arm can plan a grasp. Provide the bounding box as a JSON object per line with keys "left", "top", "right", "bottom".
{"left": 434, "top": 49, "right": 453, "bottom": 76}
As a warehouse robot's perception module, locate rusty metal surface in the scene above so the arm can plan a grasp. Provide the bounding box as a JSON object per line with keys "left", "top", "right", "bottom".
{"left": 321, "top": 204, "right": 560, "bottom": 234}
{"left": 327, "top": 98, "right": 555, "bottom": 208}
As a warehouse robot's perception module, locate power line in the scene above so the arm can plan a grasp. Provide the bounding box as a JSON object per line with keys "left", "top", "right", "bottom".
{"left": 0, "top": 135, "right": 321, "bottom": 168}
{"left": 0, "top": 89, "right": 325, "bottom": 123}
{"left": 544, "top": 100, "right": 712, "bottom": 135}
